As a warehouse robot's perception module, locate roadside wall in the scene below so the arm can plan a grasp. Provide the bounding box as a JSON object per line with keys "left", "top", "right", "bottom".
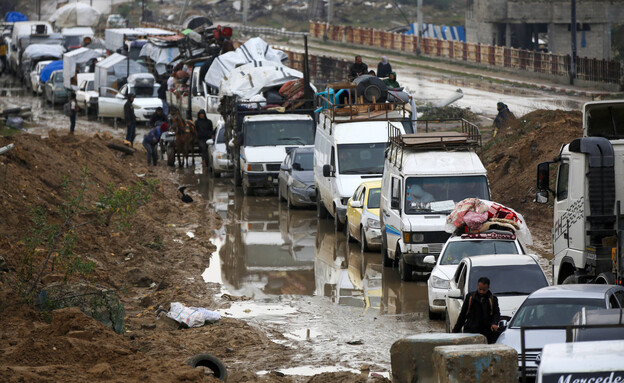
{"left": 309, "top": 21, "right": 623, "bottom": 87}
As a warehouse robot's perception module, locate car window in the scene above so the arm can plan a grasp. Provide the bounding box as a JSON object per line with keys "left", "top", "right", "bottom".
{"left": 457, "top": 264, "right": 467, "bottom": 291}
{"left": 439, "top": 240, "right": 519, "bottom": 265}
{"left": 367, "top": 188, "right": 381, "bottom": 209}
{"left": 510, "top": 298, "right": 605, "bottom": 327}
{"left": 454, "top": 263, "right": 465, "bottom": 284}
{"left": 615, "top": 290, "right": 624, "bottom": 307}
{"left": 556, "top": 162, "right": 569, "bottom": 201}
{"left": 609, "top": 294, "right": 620, "bottom": 309}
{"left": 468, "top": 264, "right": 549, "bottom": 295}
{"left": 293, "top": 152, "right": 313, "bottom": 171}
{"left": 86, "top": 81, "right": 94, "bottom": 91}
{"left": 216, "top": 127, "right": 226, "bottom": 143}
{"left": 283, "top": 152, "right": 292, "bottom": 167}
{"left": 79, "top": 81, "right": 86, "bottom": 91}
{"left": 352, "top": 185, "right": 363, "bottom": 201}
{"left": 359, "top": 187, "right": 366, "bottom": 204}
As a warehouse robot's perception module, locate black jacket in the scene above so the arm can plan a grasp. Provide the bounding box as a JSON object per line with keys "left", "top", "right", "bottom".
{"left": 377, "top": 61, "right": 392, "bottom": 78}
{"left": 124, "top": 99, "right": 136, "bottom": 125}
{"left": 157, "top": 81, "right": 167, "bottom": 100}
{"left": 348, "top": 62, "right": 368, "bottom": 81}
{"left": 149, "top": 112, "right": 167, "bottom": 127}
{"left": 452, "top": 290, "right": 500, "bottom": 339}
{"left": 194, "top": 110, "right": 214, "bottom": 140}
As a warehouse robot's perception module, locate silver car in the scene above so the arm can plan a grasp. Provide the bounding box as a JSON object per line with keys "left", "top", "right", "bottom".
{"left": 277, "top": 147, "right": 315, "bottom": 208}
{"left": 497, "top": 284, "right": 624, "bottom": 377}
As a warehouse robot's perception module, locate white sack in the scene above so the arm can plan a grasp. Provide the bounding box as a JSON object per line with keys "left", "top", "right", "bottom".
{"left": 50, "top": 3, "right": 101, "bottom": 27}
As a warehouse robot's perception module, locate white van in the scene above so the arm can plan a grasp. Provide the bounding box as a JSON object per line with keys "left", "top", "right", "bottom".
{"left": 537, "top": 340, "right": 624, "bottom": 383}
{"left": 314, "top": 95, "right": 413, "bottom": 231}
{"left": 381, "top": 124, "right": 490, "bottom": 280}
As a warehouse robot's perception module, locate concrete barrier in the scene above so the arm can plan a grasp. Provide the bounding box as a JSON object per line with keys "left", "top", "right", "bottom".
{"left": 390, "top": 333, "right": 487, "bottom": 383}
{"left": 433, "top": 344, "right": 518, "bottom": 383}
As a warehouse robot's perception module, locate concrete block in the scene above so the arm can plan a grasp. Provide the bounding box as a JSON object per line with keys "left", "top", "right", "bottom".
{"left": 391, "top": 333, "right": 487, "bottom": 383}
{"left": 433, "top": 344, "right": 518, "bottom": 383}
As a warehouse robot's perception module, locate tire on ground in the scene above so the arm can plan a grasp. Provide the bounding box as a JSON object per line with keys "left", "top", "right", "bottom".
{"left": 187, "top": 353, "right": 227, "bottom": 381}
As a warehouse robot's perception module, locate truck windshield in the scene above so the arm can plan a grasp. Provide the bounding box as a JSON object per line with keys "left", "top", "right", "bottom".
{"left": 509, "top": 298, "right": 604, "bottom": 328}
{"left": 586, "top": 103, "right": 624, "bottom": 139}
{"left": 468, "top": 265, "right": 548, "bottom": 296}
{"left": 404, "top": 176, "right": 490, "bottom": 214}
{"left": 244, "top": 120, "right": 315, "bottom": 147}
{"left": 337, "top": 143, "right": 386, "bottom": 174}
{"left": 86, "top": 81, "right": 94, "bottom": 91}
{"left": 440, "top": 240, "right": 518, "bottom": 265}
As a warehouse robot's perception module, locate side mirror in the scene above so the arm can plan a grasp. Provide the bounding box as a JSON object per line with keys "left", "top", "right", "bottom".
{"left": 206, "top": 139, "right": 214, "bottom": 145}
{"left": 292, "top": 162, "right": 302, "bottom": 171}
{"left": 322, "top": 164, "right": 334, "bottom": 178}
{"left": 536, "top": 161, "right": 553, "bottom": 192}
{"left": 448, "top": 288, "right": 463, "bottom": 299}
{"left": 349, "top": 200, "right": 362, "bottom": 208}
{"left": 390, "top": 197, "right": 400, "bottom": 210}
{"left": 498, "top": 319, "right": 508, "bottom": 331}
{"left": 423, "top": 255, "right": 436, "bottom": 265}
{"left": 535, "top": 190, "right": 549, "bottom": 204}
{"left": 280, "top": 163, "right": 289, "bottom": 171}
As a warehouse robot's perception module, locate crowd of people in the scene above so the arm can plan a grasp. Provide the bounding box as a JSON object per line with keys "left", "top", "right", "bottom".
{"left": 348, "top": 55, "right": 402, "bottom": 91}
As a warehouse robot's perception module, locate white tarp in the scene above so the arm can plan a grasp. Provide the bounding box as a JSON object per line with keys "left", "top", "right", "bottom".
{"left": 104, "top": 28, "right": 175, "bottom": 51}
{"left": 139, "top": 42, "right": 180, "bottom": 75}
{"left": 219, "top": 61, "right": 304, "bottom": 99}
{"left": 22, "top": 44, "right": 64, "bottom": 61}
{"left": 204, "top": 37, "right": 288, "bottom": 88}
{"left": 94, "top": 53, "right": 147, "bottom": 90}
{"left": 50, "top": 3, "right": 101, "bottom": 28}
{"left": 63, "top": 47, "right": 104, "bottom": 89}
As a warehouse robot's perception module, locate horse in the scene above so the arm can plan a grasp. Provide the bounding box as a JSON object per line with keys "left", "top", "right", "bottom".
{"left": 170, "top": 110, "right": 197, "bottom": 168}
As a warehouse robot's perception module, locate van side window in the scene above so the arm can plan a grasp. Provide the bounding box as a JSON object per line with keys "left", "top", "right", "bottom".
{"left": 330, "top": 148, "right": 335, "bottom": 168}
{"left": 391, "top": 178, "right": 401, "bottom": 202}
{"left": 556, "top": 162, "right": 569, "bottom": 201}
{"left": 609, "top": 294, "right": 620, "bottom": 309}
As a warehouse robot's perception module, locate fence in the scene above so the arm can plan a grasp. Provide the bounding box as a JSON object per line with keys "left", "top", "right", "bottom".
{"left": 310, "top": 21, "right": 623, "bottom": 85}
{"left": 278, "top": 47, "right": 352, "bottom": 87}
{"left": 237, "top": 25, "right": 308, "bottom": 38}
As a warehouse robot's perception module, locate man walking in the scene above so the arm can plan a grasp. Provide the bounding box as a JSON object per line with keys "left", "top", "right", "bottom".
{"left": 124, "top": 93, "right": 136, "bottom": 147}
{"left": 69, "top": 93, "right": 78, "bottom": 134}
{"left": 452, "top": 276, "right": 501, "bottom": 343}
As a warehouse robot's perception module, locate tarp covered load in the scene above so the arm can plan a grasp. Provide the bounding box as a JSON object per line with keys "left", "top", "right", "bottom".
{"left": 63, "top": 47, "right": 105, "bottom": 89}
{"left": 445, "top": 198, "right": 532, "bottom": 245}
{"left": 22, "top": 44, "right": 64, "bottom": 61}
{"left": 139, "top": 42, "right": 180, "bottom": 75}
{"left": 104, "top": 28, "right": 175, "bottom": 52}
{"left": 218, "top": 61, "right": 304, "bottom": 99}
{"left": 39, "top": 60, "right": 63, "bottom": 83}
{"left": 49, "top": 3, "right": 101, "bottom": 27}
{"left": 204, "top": 37, "right": 287, "bottom": 88}
{"left": 6, "top": 12, "right": 27, "bottom": 22}
{"left": 94, "top": 53, "right": 147, "bottom": 90}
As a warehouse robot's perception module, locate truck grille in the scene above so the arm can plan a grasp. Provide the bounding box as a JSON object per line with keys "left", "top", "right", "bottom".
{"left": 265, "top": 164, "right": 281, "bottom": 172}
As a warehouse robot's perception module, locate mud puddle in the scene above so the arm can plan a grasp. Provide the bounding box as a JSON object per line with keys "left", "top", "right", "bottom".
{"left": 177, "top": 172, "right": 444, "bottom": 375}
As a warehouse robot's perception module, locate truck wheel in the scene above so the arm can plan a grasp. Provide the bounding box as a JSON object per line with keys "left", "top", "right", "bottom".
{"left": 595, "top": 272, "right": 615, "bottom": 284}
{"left": 317, "top": 192, "right": 328, "bottom": 219}
{"left": 398, "top": 250, "right": 413, "bottom": 281}
{"left": 382, "top": 231, "right": 393, "bottom": 267}
{"left": 334, "top": 210, "right": 344, "bottom": 232}
{"left": 562, "top": 275, "right": 579, "bottom": 284}
{"left": 187, "top": 353, "right": 227, "bottom": 381}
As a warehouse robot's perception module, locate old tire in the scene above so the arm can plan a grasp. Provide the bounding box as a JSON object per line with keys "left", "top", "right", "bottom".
{"left": 382, "top": 231, "right": 393, "bottom": 267}
{"left": 428, "top": 308, "right": 441, "bottom": 321}
{"left": 353, "top": 75, "right": 388, "bottom": 103}
{"left": 398, "top": 250, "right": 413, "bottom": 282}
{"left": 317, "top": 192, "right": 328, "bottom": 219}
{"left": 187, "top": 353, "right": 227, "bottom": 381}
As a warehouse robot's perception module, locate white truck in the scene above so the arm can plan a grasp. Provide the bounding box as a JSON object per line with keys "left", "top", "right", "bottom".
{"left": 381, "top": 123, "right": 490, "bottom": 281}
{"left": 535, "top": 100, "right": 624, "bottom": 285}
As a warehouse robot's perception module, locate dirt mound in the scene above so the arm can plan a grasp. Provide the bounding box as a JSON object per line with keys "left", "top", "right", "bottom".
{"left": 481, "top": 109, "right": 583, "bottom": 248}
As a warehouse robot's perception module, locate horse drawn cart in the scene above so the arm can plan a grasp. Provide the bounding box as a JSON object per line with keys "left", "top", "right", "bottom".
{"left": 160, "top": 108, "right": 202, "bottom": 167}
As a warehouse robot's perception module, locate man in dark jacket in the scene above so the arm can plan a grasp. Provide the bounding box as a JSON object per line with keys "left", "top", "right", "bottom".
{"left": 377, "top": 56, "right": 392, "bottom": 78}
{"left": 348, "top": 55, "right": 368, "bottom": 81}
{"left": 124, "top": 93, "right": 137, "bottom": 147}
{"left": 149, "top": 107, "right": 167, "bottom": 128}
{"left": 493, "top": 102, "right": 515, "bottom": 137}
{"left": 158, "top": 78, "right": 169, "bottom": 116}
{"left": 194, "top": 109, "right": 214, "bottom": 167}
{"left": 142, "top": 122, "right": 168, "bottom": 166}
{"left": 452, "top": 277, "right": 501, "bottom": 343}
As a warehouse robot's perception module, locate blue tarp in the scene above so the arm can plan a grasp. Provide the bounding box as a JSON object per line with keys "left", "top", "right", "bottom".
{"left": 40, "top": 60, "right": 63, "bottom": 83}
{"left": 407, "top": 23, "right": 466, "bottom": 42}
{"left": 6, "top": 12, "right": 28, "bottom": 22}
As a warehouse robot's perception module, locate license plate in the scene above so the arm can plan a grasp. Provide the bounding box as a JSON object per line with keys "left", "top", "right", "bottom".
{"left": 272, "top": 178, "right": 278, "bottom": 184}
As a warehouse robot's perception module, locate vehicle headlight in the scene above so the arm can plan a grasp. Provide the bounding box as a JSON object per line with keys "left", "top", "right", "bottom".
{"left": 430, "top": 275, "right": 450, "bottom": 289}
{"left": 291, "top": 178, "right": 306, "bottom": 188}
{"left": 216, "top": 153, "right": 226, "bottom": 159}
{"left": 367, "top": 217, "right": 380, "bottom": 229}
{"left": 403, "top": 232, "right": 424, "bottom": 243}
{"left": 247, "top": 163, "right": 263, "bottom": 172}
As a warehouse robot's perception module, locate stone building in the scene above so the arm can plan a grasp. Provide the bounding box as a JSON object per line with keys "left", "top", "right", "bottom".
{"left": 465, "top": 0, "right": 624, "bottom": 59}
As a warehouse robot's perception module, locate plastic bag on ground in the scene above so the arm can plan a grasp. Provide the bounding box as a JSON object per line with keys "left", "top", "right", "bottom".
{"left": 166, "top": 302, "right": 221, "bottom": 327}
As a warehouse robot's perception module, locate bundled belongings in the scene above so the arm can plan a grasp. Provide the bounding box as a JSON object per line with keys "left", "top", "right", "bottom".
{"left": 164, "top": 302, "right": 221, "bottom": 328}
{"left": 445, "top": 198, "right": 532, "bottom": 245}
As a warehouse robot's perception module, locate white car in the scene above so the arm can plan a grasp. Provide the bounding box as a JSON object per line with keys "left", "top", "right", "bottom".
{"left": 98, "top": 74, "right": 162, "bottom": 122}
{"left": 75, "top": 73, "right": 98, "bottom": 111}
{"left": 426, "top": 231, "right": 525, "bottom": 320}
{"left": 207, "top": 122, "right": 232, "bottom": 177}
{"left": 29, "top": 60, "right": 52, "bottom": 95}
{"left": 496, "top": 284, "right": 624, "bottom": 377}
{"left": 445, "top": 254, "right": 549, "bottom": 333}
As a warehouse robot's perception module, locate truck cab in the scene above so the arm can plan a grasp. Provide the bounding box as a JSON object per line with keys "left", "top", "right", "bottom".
{"left": 536, "top": 100, "right": 624, "bottom": 285}
{"left": 381, "top": 123, "right": 490, "bottom": 281}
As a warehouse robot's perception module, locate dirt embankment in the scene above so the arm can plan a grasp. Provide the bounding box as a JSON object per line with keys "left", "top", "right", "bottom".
{"left": 0, "top": 131, "right": 384, "bottom": 382}
{"left": 481, "top": 109, "right": 583, "bottom": 250}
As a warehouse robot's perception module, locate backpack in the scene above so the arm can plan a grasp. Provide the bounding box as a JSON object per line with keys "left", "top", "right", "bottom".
{"left": 63, "top": 102, "right": 72, "bottom": 117}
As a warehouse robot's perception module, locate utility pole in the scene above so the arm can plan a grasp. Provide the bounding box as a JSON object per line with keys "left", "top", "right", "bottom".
{"left": 242, "top": 0, "right": 249, "bottom": 26}
{"left": 570, "top": 0, "right": 577, "bottom": 85}
{"left": 327, "top": 0, "right": 333, "bottom": 25}
{"left": 141, "top": 0, "right": 146, "bottom": 25}
{"left": 416, "top": 0, "right": 423, "bottom": 55}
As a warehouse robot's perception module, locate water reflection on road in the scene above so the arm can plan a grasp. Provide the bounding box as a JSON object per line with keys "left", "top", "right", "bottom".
{"left": 183, "top": 172, "right": 443, "bottom": 372}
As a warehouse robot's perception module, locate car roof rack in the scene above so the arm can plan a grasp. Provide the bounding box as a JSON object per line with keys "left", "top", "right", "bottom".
{"left": 386, "top": 120, "right": 482, "bottom": 170}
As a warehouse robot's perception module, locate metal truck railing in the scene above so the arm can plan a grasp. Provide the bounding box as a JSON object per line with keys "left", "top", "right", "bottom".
{"left": 315, "top": 89, "right": 412, "bottom": 124}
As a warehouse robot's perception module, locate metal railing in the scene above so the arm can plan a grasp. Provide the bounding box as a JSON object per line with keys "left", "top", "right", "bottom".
{"left": 238, "top": 25, "right": 308, "bottom": 38}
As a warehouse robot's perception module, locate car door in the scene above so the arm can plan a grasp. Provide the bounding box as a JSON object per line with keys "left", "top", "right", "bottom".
{"left": 279, "top": 152, "right": 292, "bottom": 197}
{"left": 76, "top": 80, "right": 87, "bottom": 105}
{"left": 447, "top": 261, "right": 467, "bottom": 329}
{"left": 98, "top": 86, "right": 126, "bottom": 118}
{"left": 347, "top": 185, "right": 364, "bottom": 238}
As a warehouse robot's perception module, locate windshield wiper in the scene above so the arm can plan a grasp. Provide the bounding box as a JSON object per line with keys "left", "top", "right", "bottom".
{"left": 496, "top": 291, "right": 531, "bottom": 296}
